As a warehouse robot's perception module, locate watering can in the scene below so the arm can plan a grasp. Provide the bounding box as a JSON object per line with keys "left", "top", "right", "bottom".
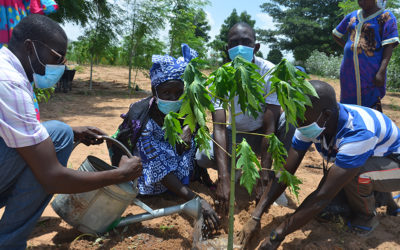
{"left": 51, "top": 136, "right": 201, "bottom": 234}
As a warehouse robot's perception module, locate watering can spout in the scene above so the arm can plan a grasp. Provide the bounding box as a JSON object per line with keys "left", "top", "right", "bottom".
{"left": 116, "top": 197, "right": 201, "bottom": 228}
{"left": 182, "top": 197, "right": 202, "bottom": 219}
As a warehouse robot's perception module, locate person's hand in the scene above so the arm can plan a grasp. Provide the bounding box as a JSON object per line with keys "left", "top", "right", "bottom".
{"left": 373, "top": 70, "right": 386, "bottom": 87}
{"left": 237, "top": 217, "right": 261, "bottom": 248}
{"left": 176, "top": 125, "right": 192, "bottom": 154}
{"left": 258, "top": 237, "right": 281, "bottom": 250}
{"left": 72, "top": 126, "right": 106, "bottom": 146}
{"left": 117, "top": 155, "right": 143, "bottom": 181}
{"left": 215, "top": 177, "right": 230, "bottom": 215}
{"left": 200, "top": 198, "right": 220, "bottom": 234}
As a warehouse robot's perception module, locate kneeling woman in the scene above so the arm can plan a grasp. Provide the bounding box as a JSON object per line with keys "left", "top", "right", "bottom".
{"left": 111, "top": 44, "right": 219, "bottom": 232}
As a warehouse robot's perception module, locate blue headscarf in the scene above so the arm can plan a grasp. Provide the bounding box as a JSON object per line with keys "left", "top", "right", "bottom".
{"left": 150, "top": 44, "right": 198, "bottom": 88}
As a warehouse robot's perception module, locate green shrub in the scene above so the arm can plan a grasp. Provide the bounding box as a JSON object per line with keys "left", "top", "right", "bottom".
{"left": 387, "top": 47, "right": 400, "bottom": 90}
{"left": 305, "top": 50, "right": 342, "bottom": 79}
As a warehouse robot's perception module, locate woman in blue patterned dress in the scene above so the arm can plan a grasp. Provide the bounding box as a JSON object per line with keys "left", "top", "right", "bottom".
{"left": 332, "top": 0, "right": 399, "bottom": 110}
{"left": 135, "top": 44, "right": 220, "bottom": 231}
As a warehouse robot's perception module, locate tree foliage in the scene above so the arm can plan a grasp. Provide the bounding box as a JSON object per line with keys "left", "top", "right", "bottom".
{"left": 49, "top": 0, "right": 110, "bottom": 26}
{"left": 209, "top": 9, "right": 256, "bottom": 63}
{"left": 168, "top": 0, "right": 210, "bottom": 58}
{"left": 338, "top": 0, "right": 400, "bottom": 16}
{"left": 266, "top": 48, "right": 283, "bottom": 64}
{"left": 259, "top": 0, "right": 343, "bottom": 63}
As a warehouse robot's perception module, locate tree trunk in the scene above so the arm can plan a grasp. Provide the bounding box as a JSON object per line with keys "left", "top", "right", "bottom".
{"left": 128, "top": 0, "right": 137, "bottom": 89}
{"left": 89, "top": 53, "right": 94, "bottom": 90}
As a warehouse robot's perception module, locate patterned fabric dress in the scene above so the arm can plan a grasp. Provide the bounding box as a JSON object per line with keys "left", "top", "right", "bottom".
{"left": 136, "top": 119, "right": 196, "bottom": 195}
{"left": 0, "top": 0, "right": 58, "bottom": 48}
{"left": 0, "top": 0, "right": 29, "bottom": 47}
{"left": 333, "top": 9, "right": 399, "bottom": 108}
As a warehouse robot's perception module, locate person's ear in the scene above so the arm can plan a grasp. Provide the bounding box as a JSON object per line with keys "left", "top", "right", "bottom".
{"left": 323, "top": 109, "right": 333, "bottom": 121}
{"left": 24, "top": 39, "right": 34, "bottom": 57}
{"left": 254, "top": 43, "right": 260, "bottom": 54}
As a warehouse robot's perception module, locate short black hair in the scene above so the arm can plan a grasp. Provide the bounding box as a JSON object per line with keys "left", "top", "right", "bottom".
{"left": 229, "top": 22, "right": 256, "bottom": 41}
{"left": 309, "top": 80, "right": 338, "bottom": 112}
{"left": 9, "top": 14, "right": 67, "bottom": 46}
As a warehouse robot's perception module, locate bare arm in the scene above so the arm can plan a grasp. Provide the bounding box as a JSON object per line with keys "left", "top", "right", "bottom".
{"left": 260, "top": 165, "right": 359, "bottom": 248}
{"left": 374, "top": 44, "right": 395, "bottom": 87}
{"left": 16, "top": 137, "right": 142, "bottom": 194}
{"left": 252, "top": 147, "right": 307, "bottom": 218}
{"left": 238, "top": 147, "right": 307, "bottom": 247}
{"left": 213, "top": 109, "right": 229, "bottom": 180}
{"left": 260, "top": 105, "right": 281, "bottom": 175}
{"left": 332, "top": 34, "right": 346, "bottom": 48}
{"left": 161, "top": 173, "right": 220, "bottom": 231}
{"left": 212, "top": 109, "right": 231, "bottom": 214}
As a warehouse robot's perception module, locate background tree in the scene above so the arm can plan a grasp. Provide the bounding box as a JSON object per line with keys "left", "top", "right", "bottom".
{"left": 338, "top": 0, "right": 400, "bottom": 15}
{"left": 209, "top": 9, "right": 256, "bottom": 63}
{"left": 49, "top": 0, "right": 109, "bottom": 26}
{"left": 167, "top": 0, "right": 210, "bottom": 58}
{"left": 267, "top": 48, "right": 283, "bottom": 64}
{"left": 83, "top": 0, "right": 120, "bottom": 90}
{"left": 122, "top": 0, "right": 169, "bottom": 89}
{"left": 259, "top": 0, "right": 343, "bottom": 63}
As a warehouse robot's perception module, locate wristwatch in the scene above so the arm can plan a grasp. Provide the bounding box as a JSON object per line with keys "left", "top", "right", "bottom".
{"left": 270, "top": 230, "right": 284, "bottom": 242}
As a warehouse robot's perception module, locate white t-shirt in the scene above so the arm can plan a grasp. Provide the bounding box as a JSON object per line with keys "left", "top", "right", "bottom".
{"left": 213, "top": 56, "right": 279, "bottom": 132}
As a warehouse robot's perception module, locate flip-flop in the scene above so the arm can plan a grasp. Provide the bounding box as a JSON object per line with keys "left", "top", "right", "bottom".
{"left": 393, "top": 194, "right": 400, "bottom": 200}
{"left": 347, "top": 220, "right": 379, "bottom": 237}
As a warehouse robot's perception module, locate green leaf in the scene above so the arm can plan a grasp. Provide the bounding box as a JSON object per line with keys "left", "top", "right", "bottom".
{"left": 162, "top": 112, "right": 183, "bottom": 147}
{"left": 237, "top": 138, "right": 261, "bottom": 195}
{"left": 278, "top": 171, "right": 302, "bottom": 200}
{"left": 195, "top": 126, "right": 212, "bottom": 159}
{"left": 179, "top": 99, "right": 196, "bottom": 133}
{"left": 265, "top": 133, "right": 302, "bottom": 200}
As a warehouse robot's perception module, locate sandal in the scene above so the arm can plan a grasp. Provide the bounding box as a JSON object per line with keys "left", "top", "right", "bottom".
{"left": 347, "top": 217, "right": 379, "bottom": 237}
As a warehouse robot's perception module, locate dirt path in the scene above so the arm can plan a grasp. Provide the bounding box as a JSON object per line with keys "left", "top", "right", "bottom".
{"left": 22, "top": 65, "right": 400, "bottom": 249}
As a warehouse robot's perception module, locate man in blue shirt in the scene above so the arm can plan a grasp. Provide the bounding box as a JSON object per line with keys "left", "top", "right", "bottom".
{"left": 238, "top": 80, "right": 400, "bottom": 249}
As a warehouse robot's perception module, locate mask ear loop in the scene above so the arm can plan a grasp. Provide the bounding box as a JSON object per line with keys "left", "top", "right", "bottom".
{"left": 31, "top": 42, "right": 46, "bottom": 67}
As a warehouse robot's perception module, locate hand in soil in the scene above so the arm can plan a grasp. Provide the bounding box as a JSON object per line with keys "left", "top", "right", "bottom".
{"left": 72, "top": 126, "right": 106, "bottom": 145}
{"left": 215, "top": 178, "right": 230, "bottom": 215}
{"left": 200, "top": 198, "right": 220, "bottom": 234}
{"left": 237, "top": 217, "right": 260, "bottom": 248}
{"left": 258, "top": 238, "right": 281, "bottom": 250}
{"left": 118, "top": 155, "right": 143, "bottom": 181}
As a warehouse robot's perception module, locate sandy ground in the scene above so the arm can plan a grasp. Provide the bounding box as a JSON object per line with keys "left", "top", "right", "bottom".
{"left": 5, "top": 65, "right": 399, "bottom": 249}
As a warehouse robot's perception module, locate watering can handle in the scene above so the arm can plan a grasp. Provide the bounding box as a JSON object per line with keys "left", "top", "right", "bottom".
{"left": 73, "top": 135, "right": 134, "bottom": 158}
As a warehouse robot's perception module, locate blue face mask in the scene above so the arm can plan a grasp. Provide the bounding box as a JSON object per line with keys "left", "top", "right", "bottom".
{"left": 297, "top": 113, "right": 326, "bottom": 139}
{"left": 377, "top": 0, "right": 386, "bottom": 9}
{"left": 228, "top": 45, "right": 254, "bottom": 62}
{"left": 28, "top": 43, "right": 65, "bottom": 89}
{"left": 157, "top": 98, "right": 183, "bottom": 115}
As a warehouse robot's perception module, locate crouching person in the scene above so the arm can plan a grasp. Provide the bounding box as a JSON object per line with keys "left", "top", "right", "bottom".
{"left": 109, "top": 44, "right": 220, "bottom": 233}
{"left": 239, "top": 80, "right": 400, "bottom": 249}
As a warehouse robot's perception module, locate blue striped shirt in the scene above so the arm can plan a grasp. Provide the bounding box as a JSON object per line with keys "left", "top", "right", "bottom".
{"left": 292, "top": 103, "right": 400, "bottom": 169}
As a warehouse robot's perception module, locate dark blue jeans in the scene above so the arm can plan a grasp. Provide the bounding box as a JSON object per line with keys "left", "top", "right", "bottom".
{"left": 0, "top": 120, "right": 74, "bottom": 250}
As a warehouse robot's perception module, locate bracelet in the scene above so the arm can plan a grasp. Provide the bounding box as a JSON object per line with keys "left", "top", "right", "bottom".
{"left": 252, "top": 215, "right": 261, "bottom": 221}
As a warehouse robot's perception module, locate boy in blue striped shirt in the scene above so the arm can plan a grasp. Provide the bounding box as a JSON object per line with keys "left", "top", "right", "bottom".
{"left": 239, "top": 80, "right": 400, "bottom": 249}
